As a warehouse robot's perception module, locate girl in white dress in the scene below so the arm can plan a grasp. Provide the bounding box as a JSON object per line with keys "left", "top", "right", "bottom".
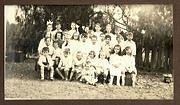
{"left": 109, "top": 45, "right": 124, "bottom": 86}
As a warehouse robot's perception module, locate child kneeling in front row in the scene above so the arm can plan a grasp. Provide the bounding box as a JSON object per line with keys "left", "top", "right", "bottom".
{"left": 122, "top": 46, "right": 137, "bottom": 87}
{"left": 38, "top": 47, "right": 54, "bottom": 81}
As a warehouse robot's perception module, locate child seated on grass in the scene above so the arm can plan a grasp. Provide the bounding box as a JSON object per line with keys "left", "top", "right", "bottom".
{"left": 57, "top": 48, "right": 73, "bottom": 81}
{"left": 38, "top": 47, "right": 54, "bottom": 81}
{"left": 81, "top": 60, "right": 97, "bottom": 86}
{"left": 122, "top": 46, "right": 137, "bottom": 87}
{"left": 69, "top": 51, "right": 85, "bottom": 81}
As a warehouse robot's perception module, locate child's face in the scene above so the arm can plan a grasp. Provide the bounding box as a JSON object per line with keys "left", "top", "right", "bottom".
{"left": 56, "top": 24, "right": 61, "bottom": 30}
{"left": 126, "top": 48, "right": 132, "bottom": 55}
{"left": 115, "top": 28, "right": 121, "bottom": 34}
{"left": 81, "top": 37, "right": 86, "bottom": 42}
{"left": 45, "top": 38, "right": 51, "bottom": 46}
{"left": 76, "top": 53, "right": 82, "bottom": 60}
{"left": 95, "top": 25, "right": 101, "bottom": 31}
{"left": 106, "top": 25, "right": 112, "bottom": 33}
{"left": 100, "top": 34, "right": 105, "bottom": 41}
{"left": 56, "top": 33, "right": 61, "bottom": 39}
{"left": 65, "top": 33, "right": 71, "bottom": 41}
{"left": 100, "top": 52, "right": 106, "bottom": 59}
{"left": 73, "top": 33, "right": 79, "bottom": 40}
{"left": 47, "top": 25, "right": 53, "bottom": 32}
{"left": 89, "top": 52, "right": 95, "bottom": 58}
{"left": 64, "top": 52, "right": 69, "bottom": 57}
{"left": 114, "top": 46, "right": 120, "bottom": 54}
{"left": 43, "top": 51, "right": 49, "bottom": 56}
{"left": 71, "top": 23, "right": 76, "bottom": 30}
{"left": 105, "top": 38, "right": 111, "bottom": 44}
{"left": 91, "top": 37, "right": 97, "bottom": 44}
{"left": 45, "top": 32, "right": 51, "bottom": 38}
{"left": 127, "top": 34, "right": 133, "bottom": 40}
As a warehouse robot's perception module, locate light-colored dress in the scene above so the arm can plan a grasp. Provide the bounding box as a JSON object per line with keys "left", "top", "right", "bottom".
{"left": 95, "top": 58, "right": 110, "bottom": 75}
{"left": 109, "top": 54, "right": 124, "bottom": 76}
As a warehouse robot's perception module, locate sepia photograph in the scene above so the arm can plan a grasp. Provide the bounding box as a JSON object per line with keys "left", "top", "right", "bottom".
{"left": 4, "top": 5, "right": 173, "bottom": 100}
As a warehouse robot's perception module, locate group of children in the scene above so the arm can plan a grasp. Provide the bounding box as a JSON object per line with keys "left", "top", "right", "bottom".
{"left": 37, "top": 20, "right": 137, "bottom": 87}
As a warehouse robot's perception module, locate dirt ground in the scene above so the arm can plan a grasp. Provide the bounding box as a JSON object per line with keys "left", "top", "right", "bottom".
{"left": 4, "top": 59, "right": 173, "bottom": 100}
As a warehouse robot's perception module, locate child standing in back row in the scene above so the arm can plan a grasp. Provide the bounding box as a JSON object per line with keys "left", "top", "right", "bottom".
{"left": 124, "top": 32, "right": 136, "bottom": 56}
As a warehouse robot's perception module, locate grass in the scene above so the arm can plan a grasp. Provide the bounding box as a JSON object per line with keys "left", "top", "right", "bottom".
{"left": 4, "top": 59, "right": 174, "bottom": 100}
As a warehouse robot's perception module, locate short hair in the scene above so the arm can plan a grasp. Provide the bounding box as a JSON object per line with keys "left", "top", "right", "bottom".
{"left": 76, "top": 51, "right": 83, "bottom": 56}
{"left": 55, "top": 21, "right": 61, "bottom": 26}
{"left": 95, "top": 23, "right": 101, "bottom": 27}
{"left": 127, "top": 32, "right": 133, "bottom": 36}
{"left": 45, "top": 37, "right": 51, "bottom": 41}
{"left": 122, "top": 46, "right": 132, "bottom": 55}
{"left": 89, "top": 50, "right": 96, "bottom": 57}
{"left": 116, "top": 35, "right": 124, "bottom": 40}
{"left": 63, "top": 48, "right": 70, "bottom": 54}
{"left": 91, "top": 35, "right": 97, "bottom": 39}
{"left": 42, "top": 47, "right": 49, "bottom": 53}
{"left": 81, "top": 33, "right": 88, "bottom": 38}
{"left": 105, "top": 35, "right": 111, "bottom": 40}
{"left": 53, "top": 40, "right": 59, "bottom": 44}
{"left": 63, "top": 30, "right": 69, "bottom": 35}
{"left": 106, "top": 24, "right": 111, "bottom": 28}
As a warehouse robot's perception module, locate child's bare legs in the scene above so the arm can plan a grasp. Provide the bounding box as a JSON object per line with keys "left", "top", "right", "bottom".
{"left": 40, "top": 66, "right": 44, "bottom": 80}
{"left": 49, "top": 67, "right": 54, "bottom": 80}
{"left": 55, "top": 68, "right": 65, "bottom": 80}
{"left": 131, "top": 73, "right": 136, "bottom": 87}
{"left": 76, "top": 72, "right": 82, "bottom": 80}
{"left": 117, "top": 76, "right": 120, "bottom": 86}
{"left": 109, "top": 75, "right": 114, "bottom": 85}
{"left": 69, "top": 70, "right": 75, "bottom": 81}
{"left": 121, "top": 71, "right": 125, "bottom": 86}
{"left": 64, "top": 68, "right": 69, "bottom": 80}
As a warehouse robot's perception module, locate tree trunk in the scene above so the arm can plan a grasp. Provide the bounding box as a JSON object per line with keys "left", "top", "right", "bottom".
{"left": 151, "top": 47, "right": 158, "bottom": 70}
{"left": 144, "top": 47, "right": 150, "bottom": 71}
